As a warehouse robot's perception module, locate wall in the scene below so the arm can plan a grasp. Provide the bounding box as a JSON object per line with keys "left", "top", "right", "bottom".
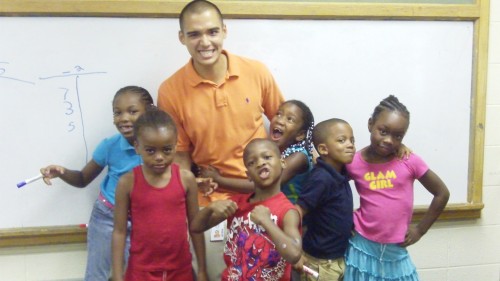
{"left": 0, "top": 2, "right": 498, "bottom": 280}
{"left": 411, "top": 0, "right": 500, "bottom": 278}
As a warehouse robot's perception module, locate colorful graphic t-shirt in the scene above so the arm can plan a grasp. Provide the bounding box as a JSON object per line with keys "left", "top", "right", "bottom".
{"left": 346, "top": 152, "right": 429, "bottom": 244}
{"left": 222, "top": 192, "right": 296, "bottom": 281}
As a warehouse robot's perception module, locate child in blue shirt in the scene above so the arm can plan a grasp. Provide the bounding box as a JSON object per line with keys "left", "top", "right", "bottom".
{"left": 40, "top": 86, "right": 154, "bottom": 281}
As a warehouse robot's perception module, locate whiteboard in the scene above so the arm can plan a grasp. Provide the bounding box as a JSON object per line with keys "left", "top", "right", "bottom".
{"left": 0, "top": 17, "right": 473, "bottom": 228}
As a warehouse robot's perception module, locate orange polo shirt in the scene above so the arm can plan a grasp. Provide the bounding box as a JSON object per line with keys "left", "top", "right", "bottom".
{"left": 158, "top": 51, "right": 284, "bottom": 206}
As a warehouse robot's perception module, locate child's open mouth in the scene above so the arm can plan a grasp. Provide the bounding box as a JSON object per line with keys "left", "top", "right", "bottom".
{"left": 271, "top": 128, "right": 283, "bottom": 141}
{"left": 258, "top": 167, "right": 270, "bottom": 179}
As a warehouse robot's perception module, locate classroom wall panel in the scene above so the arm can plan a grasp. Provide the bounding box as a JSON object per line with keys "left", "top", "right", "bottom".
{"left": 0, "top": 244, "right": 87, "bottom": 281}
{"left": 447, "top": 264, "right": 500, "bottom": 281}
{"left": 447, "top": 225, "right": 500, "bottom": 266}
{"left": 417, "top": 269, "right": 449, "bottom": 281}
{"left": 485, "top": 105, "right": 500, "bottom": 145}
{"left": 487, "top": 64, "right": 500, "bottom": 104}
{"left": 480, "top": 186, "right": 500, "bottom": 225}
{"left": 490, "top": 22, "right": 500, "bottom": 63}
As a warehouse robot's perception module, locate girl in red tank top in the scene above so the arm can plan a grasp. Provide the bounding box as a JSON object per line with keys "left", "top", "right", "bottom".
{"left": 112, "top": 109, "right": 208, "bottom": 281}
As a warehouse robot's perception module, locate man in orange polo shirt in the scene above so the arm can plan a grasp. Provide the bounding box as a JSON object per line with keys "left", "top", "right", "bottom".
{"left": 157, "top": 1, "right": 284, "bottom": 280}
{"left": 158, "top": 0, "right": 284, "bottom": 206}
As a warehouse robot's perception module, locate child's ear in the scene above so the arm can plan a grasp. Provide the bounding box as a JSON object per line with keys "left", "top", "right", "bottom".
{"left": 317, "top": 143, "right": 328, "bottom": 156}
{"left": 368, "top": 118, "right": 374, "bottom": 132}
{"left": 245, "top": 170, "right": 253, "bottom": 182}
{"left": 280, "top": 158, "right": 286, "bottom": 169}
{"left": 134, "top": 140, "right": 139, "bottom": 152}
{"left": 295, "top": 130, "right": 306, "bottom": 143}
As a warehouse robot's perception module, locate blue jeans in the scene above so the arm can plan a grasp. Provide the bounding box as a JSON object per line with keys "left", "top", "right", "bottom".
{"left": 84, "top": 199, "right": 131, "bottom": 281}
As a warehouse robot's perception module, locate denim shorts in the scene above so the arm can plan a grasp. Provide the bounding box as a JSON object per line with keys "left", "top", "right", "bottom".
{"left": 84, "top": 199, "right": 131, "bottom": 281}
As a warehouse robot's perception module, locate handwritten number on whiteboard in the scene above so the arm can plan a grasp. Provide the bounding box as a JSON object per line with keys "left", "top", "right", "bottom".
{"left": 60, "top": 87, "right": 69, "bottom": 100}
{"left": 0, "top": 62, "right": 36, "bottom": 85}
{"left": 60, "top": 88, "right": 74, "bottom": 115}
{"left": 67, "top": 121, "right": 75, "bottom": 132}
{"left": 64, "top": 101, "right": 74, "bottom": 115}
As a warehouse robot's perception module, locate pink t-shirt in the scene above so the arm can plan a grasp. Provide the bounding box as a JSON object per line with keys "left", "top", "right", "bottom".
{"left": 347, "top": 152, "right": 428, "bottom": 244}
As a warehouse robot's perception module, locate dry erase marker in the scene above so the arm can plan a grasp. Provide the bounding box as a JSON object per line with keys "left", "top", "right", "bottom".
{"left": 17, "top": 174, "right": 43, "bottom": 188}
{"left": 79, "top": 224, "right": 88, "bottom": 228}
{"left": 303, "top": 265, "right": 319, "bottom": 279}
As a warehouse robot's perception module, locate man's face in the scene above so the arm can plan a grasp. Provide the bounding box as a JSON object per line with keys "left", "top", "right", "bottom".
{"left": 179, "top": 8, "right": 227, "bottom": 71}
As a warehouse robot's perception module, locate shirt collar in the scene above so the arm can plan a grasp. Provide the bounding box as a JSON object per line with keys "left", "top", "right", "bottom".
{"left": 186, "top": 50, "right": 239, "bottom": 87}
{"left": 118, "top": 134, "right": 135, "bottom": 151}
{"left": 316, "top": 157, "right": 349, "bottom": 184}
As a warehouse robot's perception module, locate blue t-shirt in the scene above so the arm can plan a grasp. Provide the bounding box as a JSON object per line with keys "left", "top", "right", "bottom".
{"left": 297, "top": 157, "right": 353, "bottom": 259}
{"left": 281, "top": 147, "right": 312, "bottom": 204}
{"left": 92, "top": 134, "right": 142, "bottom": 205}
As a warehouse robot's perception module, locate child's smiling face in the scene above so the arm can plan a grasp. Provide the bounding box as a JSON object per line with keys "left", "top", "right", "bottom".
{"left": 112, "top": 92, "right": 148, "bottom": 142}
{"left": 269, "top": 102, "right": 305, "bottom": 151}
{"left": 368, "top": 110, "right": 409, "bottom": 159}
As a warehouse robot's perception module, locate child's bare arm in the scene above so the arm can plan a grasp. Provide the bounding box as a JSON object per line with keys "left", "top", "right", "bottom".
{"left": 111, "top": 172, "right": 133, "bottom": 281}
{"left": 190, "top": 199, "right": 238, "bottom": 233}
{"left": 401, "top": 169, "right": 450, "bottom": 247}
{"left": 40, "top": 160, "right": 103, "bottom": 187}
{"left": 294, "top": 204, "right": 308, "bottom": 219}
{"left": 199, "top": 165, "right": 254, "bottom": 193}
{"left": 182, "top": 169, "right": 209, "bottom": 281}
{"left": 250, "top": 206, "right": 302, "bottom": 264}
{"left": 281, "top": 152, "right": 309, "bottom": 184}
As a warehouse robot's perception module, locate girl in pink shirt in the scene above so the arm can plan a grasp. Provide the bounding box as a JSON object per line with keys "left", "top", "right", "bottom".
{"left": 344, "top": 95, "right": 450, "bottom": 281}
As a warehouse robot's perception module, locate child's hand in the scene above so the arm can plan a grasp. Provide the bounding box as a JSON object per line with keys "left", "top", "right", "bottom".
{"left": 199, "top": 165, "right": 221, "bottom": 182}
{"left": 40, "top": 165, "right": 65, "bottom": 185}
{"left": 250, "top": 205, "right": 271, "bottom": 225}
{"left": 400, "top": 225, "right": 423, "bottom": 247}
{"left": 209, "top": 200, "right": 238, "bottom": 218}
{"left": 293, "top": 254, "right": 307, "bottom": 272}
{"left": 396, "top": 143, "right": 412, "bottom": 160}
{"left": 196, "top": 177, "right": 218, "bottom": 196}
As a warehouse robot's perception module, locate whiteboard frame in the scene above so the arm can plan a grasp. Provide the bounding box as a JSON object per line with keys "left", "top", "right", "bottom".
{"left": 0, "top": 0, "right": 488, "bottom": 246}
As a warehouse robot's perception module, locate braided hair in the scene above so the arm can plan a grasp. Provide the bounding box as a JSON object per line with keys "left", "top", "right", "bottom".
{"left": 371, "top": 95, "right": 410, "bottom": 122}
{"left": 113, "top": 86, "right": 154, "bottom": 109}
{"left": 280, "top": 100, "right": 315, "bottom": 159}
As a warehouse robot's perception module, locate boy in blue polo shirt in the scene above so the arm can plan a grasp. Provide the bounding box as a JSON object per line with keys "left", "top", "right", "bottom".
{"left": 294, "top": 118, "right": 356, "bottom": 281}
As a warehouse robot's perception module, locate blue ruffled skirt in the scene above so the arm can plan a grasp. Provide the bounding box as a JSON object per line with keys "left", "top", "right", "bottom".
{"left": 344, "top": 232, "right": 419, "bottom": 281}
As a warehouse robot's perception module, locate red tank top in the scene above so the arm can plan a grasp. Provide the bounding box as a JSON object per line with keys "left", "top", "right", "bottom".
{"left": 127, "top": 164, "right": 193, "bottom": 280}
